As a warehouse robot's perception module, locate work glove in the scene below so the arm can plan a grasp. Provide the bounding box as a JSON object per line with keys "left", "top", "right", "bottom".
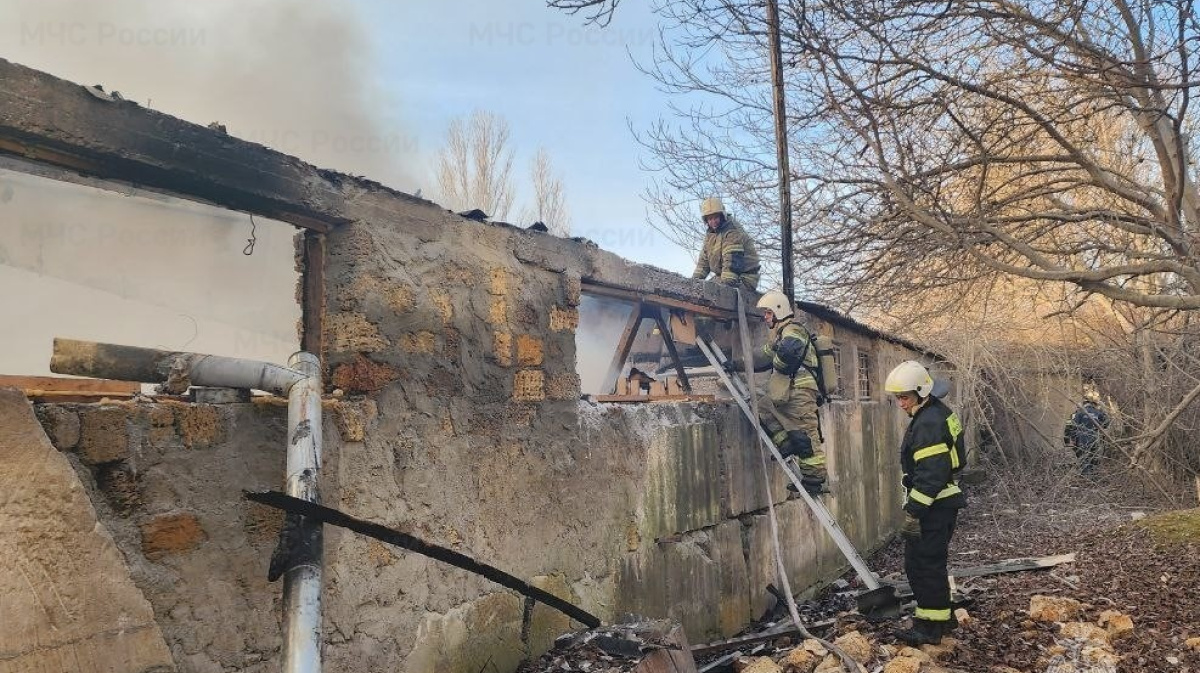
{"left": 901, "top": 513, "right": 922, "bottom": 541}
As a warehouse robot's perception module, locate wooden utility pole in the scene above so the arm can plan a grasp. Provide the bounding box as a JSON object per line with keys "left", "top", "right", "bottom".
{"left": 766, "top": 0, "right": 795, "bottom": 303}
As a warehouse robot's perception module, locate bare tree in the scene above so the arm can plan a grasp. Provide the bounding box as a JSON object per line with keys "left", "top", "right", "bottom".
{"left": 626, "top": 0, "right": 1200, "bottom": 309}
{"left": 522, "top": 148, "right": 572, "bottom": 235}
{"left": 436, "top": 110, "right": 516, "bottom": 221}
{"left": 560, "top": 0, "right": 1200, "bottom": 482}
{"left": 545, "top": 0, "right": 621, "bottom": 26}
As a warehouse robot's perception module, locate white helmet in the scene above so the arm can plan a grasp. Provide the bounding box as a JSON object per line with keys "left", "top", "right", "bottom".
{"left": 700, "top": 197, "right": 725, "bottom": 218}
{"left": 756, "top": 290, "right": 794, "bottom": 321}
{"left": 885, "top": 360, "right": 934, "bottom": 398}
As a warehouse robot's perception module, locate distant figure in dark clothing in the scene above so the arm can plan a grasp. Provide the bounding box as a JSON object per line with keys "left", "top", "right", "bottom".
{"left": 1064, "top": 399, "right": 1109, "bottom": 474}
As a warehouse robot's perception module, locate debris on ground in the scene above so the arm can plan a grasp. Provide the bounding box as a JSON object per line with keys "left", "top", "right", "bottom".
{"left": 692, "top": 469, "right": 1200, "bottom": 673}
{"left": 517, "top": 619, "right": 698, "bottom": 673}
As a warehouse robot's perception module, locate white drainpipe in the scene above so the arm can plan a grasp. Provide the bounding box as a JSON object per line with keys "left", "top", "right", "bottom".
{"left": 50, "top": 338, "right": 325, "bottom": 673}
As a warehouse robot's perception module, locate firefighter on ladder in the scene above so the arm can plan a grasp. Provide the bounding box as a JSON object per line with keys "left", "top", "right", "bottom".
{"left": 725, "top": 290, "right": 827, "bottom": 496}
{"left": 885, "top": 360, "right": 967, "bottom": 646}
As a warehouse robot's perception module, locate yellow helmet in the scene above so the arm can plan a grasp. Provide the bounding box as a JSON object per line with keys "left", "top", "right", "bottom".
{"left": 885, "top": 360, "right": 934, "bottom": 397}
{"left": 700, "top": 197, "right": 725, "bottom": 218}
{"left": 755, "top": 290, "right": 793, "bottom": 321}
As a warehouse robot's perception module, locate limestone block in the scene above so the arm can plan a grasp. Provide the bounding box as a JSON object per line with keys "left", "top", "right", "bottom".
{"left": 1029, "top": 594, "right": 1084, "bottom": 622}
{"left": 96, "top": 462, "right": 142, "bottom": 515}
{"left": 919, "top": 637, "right": 958, "bottom": 660}
{"left": 333, "top": 399, "right": 377, "bottom": 442}
{"left": 814, "top": 654, "right": 843, "bottom": 672}
{"left": 141, "top": 404, "right": 176, "bottom": 445}
{"left": 781, "top": 646, "right": 820, "bottom": 673}
{"left": 882, "top": 656, "right": 922, "bottom": 673}
{"left": 35, "top": 404, "right": 80, "bottom": 450}
{"left": 516, "top": 334, "right": 545, "bottom": 366}
{"left": 953, "top": 607, "right": 973, "bottom": 627}
{"left": 78, "top": 405, "right": 133, "bottom": 464}
{"left": 326, "top": 312, "right": 389, "bottom": 352}
{"left": 141, "top": 511, "right": 207, "bottom": 560}
{"left": 708, "top": 519, "right": 751, "bottom": 636}
{"left": 525, "top": 575, "right": 577, "bottom": 656}
{"left": 513, "top": 370, "right": 546, "bottom": 402}
{"left": 330, "top": 354, "right": 400, "bottom": 393}
{"left": 1098, "top": 609, "right": 1134, "bottom": 637}
{"left": 399, "top": 330, "right": 436, "bottom": 354}
{"left": 1081, "top": 644, "right": 1120, "bottom": 668}
{"left": 833, "top": 630, "right": 873, "bottom": 664}
{"left": 740, "top": 657, "right": 782, "bottom": 673}
{"left": 493, "top": 331, "right": 514, "bottom": 366}
{"left": 431, "top": 289, "right": 454, "bottom": 324}
{"left": 488, "top": 295, "right": 509, "bottom": 325}
{"left": 563, "top": 275, "right": 582, "bottom": 306}
{"left": 0, "top": 388, "right": 174, "bottom": 672}
{"left": 176, "top": 404, "right": 224, "bottom": 449}
{"left": 550, "top": 305, "right": 579, "bottom": 331}
{"left": 1060, "top": 621, "right": 1109, "bottom": 644}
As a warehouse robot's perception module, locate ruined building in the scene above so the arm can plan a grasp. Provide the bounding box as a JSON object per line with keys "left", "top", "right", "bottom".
{"left": 0, "top": 58, "right": 942, "bottom": 672}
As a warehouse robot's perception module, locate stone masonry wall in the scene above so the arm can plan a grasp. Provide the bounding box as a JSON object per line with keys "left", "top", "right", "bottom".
{"left": 17, "top": 199, "right": 921, "bottom": 673}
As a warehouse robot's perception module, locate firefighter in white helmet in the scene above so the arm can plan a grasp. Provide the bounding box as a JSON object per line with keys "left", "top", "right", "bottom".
{"left": 692, "top": 197, "right": 761, "bottom": 292}
{"left": 725, "top": 290, "right": 827, "bottom": 495}
{"left": 884, "top": 360, "right": 967, "bottom": 646}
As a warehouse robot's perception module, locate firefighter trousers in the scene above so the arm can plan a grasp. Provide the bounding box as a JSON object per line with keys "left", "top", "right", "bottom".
{"left": 757, "top": 385, "right": 825, "bottom": 480}
{"left": 904, "top": 507, "right": 959, "bottom": 623}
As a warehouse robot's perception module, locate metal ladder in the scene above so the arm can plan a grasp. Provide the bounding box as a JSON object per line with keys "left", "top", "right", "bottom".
{"left": 696, "top": 337, "right": 884, "bottom": 593}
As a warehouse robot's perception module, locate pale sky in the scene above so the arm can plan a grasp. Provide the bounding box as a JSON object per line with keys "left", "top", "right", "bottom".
{"left": 0, "top": 0, "right": 702, "bottom": 374}
{"left": 1, "top": 0, "right": 698, "bottom": 275}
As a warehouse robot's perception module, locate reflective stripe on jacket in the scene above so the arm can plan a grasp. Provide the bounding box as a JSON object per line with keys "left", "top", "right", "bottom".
{"left": 750, "top": 318, "right": 818, "bottom": 390}
{"left": 901, "top": 396, "right": 967, "bottom": 516}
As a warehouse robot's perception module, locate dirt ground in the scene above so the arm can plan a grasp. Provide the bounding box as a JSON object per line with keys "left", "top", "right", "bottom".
{"left": 685, "top": 458, "right": 1200, "bottom": 673}
{"left": 817, "top": 461, "right": 1200, "bottom": 672}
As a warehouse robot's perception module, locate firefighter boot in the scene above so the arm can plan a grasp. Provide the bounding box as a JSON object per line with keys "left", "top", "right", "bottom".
{"left": 781, "top": 431, "right": 827, "bottom": 496}
{"left": 895, "top": 619, "right": 943, "bottom": 646}
{"left": 781, "top": 439, "right": 827, "bottom": 497}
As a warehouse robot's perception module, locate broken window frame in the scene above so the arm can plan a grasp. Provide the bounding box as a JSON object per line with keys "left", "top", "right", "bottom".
{"left": 580, "top": 283, "right": 738, "bottom": 398}
{"left": 857, "top": 349, "right": 874, "bottom": 401}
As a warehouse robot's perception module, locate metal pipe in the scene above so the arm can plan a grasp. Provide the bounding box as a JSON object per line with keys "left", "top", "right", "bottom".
{"left": 282, "top": 352, "right": 323, "bottom": 673}
{"left": 49, "top": 337, "right": 325, "bottom": 672}
{"left": 50, "top": 338, "right": 306, "bottom": 395}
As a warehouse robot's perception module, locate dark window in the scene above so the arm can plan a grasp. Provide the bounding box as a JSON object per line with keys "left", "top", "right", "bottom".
{"left": 857, "top": 350, "right": 873, "bottom": 400}
{"left": 831, "top": 343, "right": 846, "bottom": 399}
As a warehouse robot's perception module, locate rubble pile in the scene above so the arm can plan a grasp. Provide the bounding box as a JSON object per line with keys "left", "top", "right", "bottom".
{"left": 517, "top": 620, "right": 695, "bottom": 673}
{"left": 719, "top": 627, "right": 965, "bottom": 673}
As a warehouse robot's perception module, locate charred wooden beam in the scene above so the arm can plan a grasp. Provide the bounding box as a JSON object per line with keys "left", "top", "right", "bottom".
{"left": 245, "top": 490, "right": 602, "bottom": 628}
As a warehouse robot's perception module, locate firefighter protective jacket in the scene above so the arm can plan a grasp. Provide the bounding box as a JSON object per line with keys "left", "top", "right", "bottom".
{"left": 692, "top": 217, "right": 761, "bottom": 289}
{"left": 749, "top": 317, "right": 819, "bottom": 391}
{"left": 901, "top": 396, "right": 967, "bottom": 517}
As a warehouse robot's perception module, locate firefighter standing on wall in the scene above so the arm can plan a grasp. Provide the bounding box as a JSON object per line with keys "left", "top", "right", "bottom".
{"left": 726, "top": 290, "right": 827, "bottom": 496}
{"left": 692, "top": 197, "right": 761, "bottom": 292}
{"left": 884, "top": 360, "right": 967, "bottom": 646}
